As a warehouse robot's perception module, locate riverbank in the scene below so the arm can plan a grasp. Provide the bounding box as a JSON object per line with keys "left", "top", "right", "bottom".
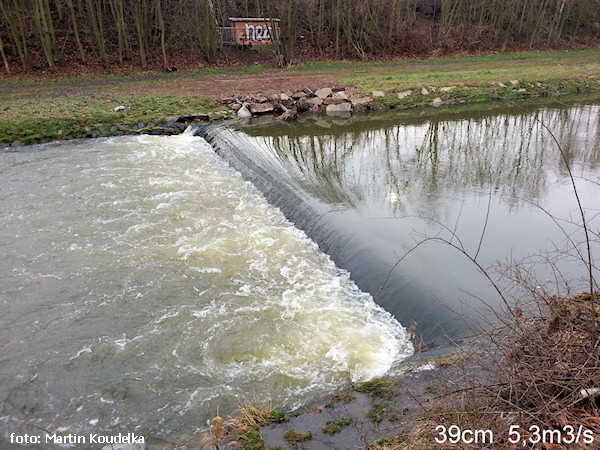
{"left": 208, "top": 293, "right": 600, "bottom": 450}
{"left": 207, "top": 351, "right": 481, "bottom": 450}
{"left": 1, "top": 49, "right": 600, "bottom": 146}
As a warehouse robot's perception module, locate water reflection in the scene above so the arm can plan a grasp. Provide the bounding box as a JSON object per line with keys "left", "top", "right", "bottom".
{"left": 245, "top": 105, "right": 599, "bottom": 215}
{"left": 203, "top": 102, "right": 600, "bottom": 346}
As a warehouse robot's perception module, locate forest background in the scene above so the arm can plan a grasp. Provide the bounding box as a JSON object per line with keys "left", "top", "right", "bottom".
{"left": 1, "top": 0, "right": 599, "bottom": 76}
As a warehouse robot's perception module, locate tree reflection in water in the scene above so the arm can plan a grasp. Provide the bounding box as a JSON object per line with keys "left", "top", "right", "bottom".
{"left": 204, "top": 101, "right": 600, "bottom": 346}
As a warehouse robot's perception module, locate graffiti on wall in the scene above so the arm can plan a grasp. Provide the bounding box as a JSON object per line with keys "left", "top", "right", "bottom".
{"left": 244, "top": 23, "right": 272, "bottom": 42}
{"left": 229, "top": 18, "right": 279, "bottom": 45}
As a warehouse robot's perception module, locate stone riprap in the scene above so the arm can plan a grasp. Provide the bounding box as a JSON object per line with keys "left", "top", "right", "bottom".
{"left": 226, "top": 86, "right": 389, "bottom": 122}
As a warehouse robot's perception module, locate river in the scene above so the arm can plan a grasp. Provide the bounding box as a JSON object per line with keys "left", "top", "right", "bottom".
{"left": 0, "top": 131, "right": 411, "bottom": 446}
{"left": 1, "top": 100, "right": 599, "bottom": 446}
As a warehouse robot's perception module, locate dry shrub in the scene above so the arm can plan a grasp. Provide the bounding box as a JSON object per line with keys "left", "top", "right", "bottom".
{"left": 397, "top": 292, "right": 600, "bottom": 449}
{"left": 206, "top": 397, "right": 274, "bottom": 449}
{"left": 231, "top": 397, "right": 274, "bottom": 435}
{"left": 499, "top": 293, "right": 600, "bottom": 425}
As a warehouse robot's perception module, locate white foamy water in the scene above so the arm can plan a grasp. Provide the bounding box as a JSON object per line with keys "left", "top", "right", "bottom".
{"left": 0, "top": 132, "right": 412, "bottom": 442}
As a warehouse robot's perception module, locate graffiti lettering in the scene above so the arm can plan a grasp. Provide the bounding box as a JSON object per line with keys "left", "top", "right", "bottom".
{"left": 244, "top": 23, "right": 272, "bottom": 42}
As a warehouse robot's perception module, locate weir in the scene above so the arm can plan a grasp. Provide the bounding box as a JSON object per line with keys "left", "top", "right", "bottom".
{"left": 197, "top": 102, "right": 600, "bottom": 347}
{"left": 198, "top": 121, "right": 468, "bottom": 347}
{"left": 1, "top": 102, "right": 598, "bottom": 444}
{"left": 198, "top": 124, "right": 458, "bottom": 346}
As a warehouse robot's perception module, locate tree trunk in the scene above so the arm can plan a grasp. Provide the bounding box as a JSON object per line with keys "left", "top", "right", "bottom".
{"left": 66, "top": 0, "right": 87, "bottom": 63}
{"left": 195, "top": 0, "right": 217, "bottom": 64}
{"left": 131, "top": 0, "right": 150, "bottom": 67}
{"left": 109, "top": 0, "right": 132, "bottom": 63}
{"left": 33, "top": 0, "right": 56, "bottom": 70}
{"left": 0, "top": 0, "right": 29, "bottom": 70}
{"left": 0, "top": 34, "right": 10, "bottom": 73}
{"left": 154, "top": 0, "right": 168, "bottom": 66}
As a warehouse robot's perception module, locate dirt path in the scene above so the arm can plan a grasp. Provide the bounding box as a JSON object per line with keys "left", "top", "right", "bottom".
{"left": 129, "top": 72, "right": 350, "bottom": 98}
{"left": 1, "top": 71, "right": 351, "bottom": 100}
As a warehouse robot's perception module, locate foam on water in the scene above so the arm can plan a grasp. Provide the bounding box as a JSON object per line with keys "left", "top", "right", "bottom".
{"left": 0, "top": 132, "right": 412, "bottom": 441}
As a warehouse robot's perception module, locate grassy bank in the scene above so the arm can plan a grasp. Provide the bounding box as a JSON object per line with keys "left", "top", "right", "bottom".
{"left": 0, "top": 93, "right": 227, "bottom": 146}
{"left": 1, "top": 49, "right": 600, "bottom": 145}
{"left": 342, "top": 49, "right": 600, "bottom": 106}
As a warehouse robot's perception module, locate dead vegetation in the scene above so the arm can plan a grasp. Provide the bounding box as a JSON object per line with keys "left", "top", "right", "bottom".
{"left": 369, "top": 103, "right": 600, "bottom": 448}
{"left": 377, "top": 292, "right": 599, "bottom": 449}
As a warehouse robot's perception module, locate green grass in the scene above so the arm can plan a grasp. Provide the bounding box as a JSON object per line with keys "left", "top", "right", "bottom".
{"left": 354, "top": 378, "right": 400, "bottom": 400}
{"left": 325, "top": 391, "right": 356, "bottom": 407}
{"left": 0, "top": 93, "right": 223, "bottom": 144}
{"left": 283, "top": 429, "right": 312, "bottom": 449}
{"left": 291, "top": 49, "right": 599, "bottom": 76}
{"left": 268, "top": 409, "right": 288, "bottom": 422}
{"left": 2, "top": 49, "right": 599, "bottom": 145}
{"left": 366, "top": 402, "right": 388, "bottom": 424}
{"left": 340, "top": 49, "right": 600, "bottom": 92}
{"left": 322, "top": 418, "right": 352, "bottom": 435}
{"left": 239, "top": 427, "right": 264, "bottom": 450}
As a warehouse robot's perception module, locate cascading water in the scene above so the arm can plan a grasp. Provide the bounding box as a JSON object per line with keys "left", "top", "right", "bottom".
{"left": 200, "top": 102, "right": 600, "bottom": 347}
{"left": 2, "top": 101, "right": 599, "bottom": 447}
{"left": 0, "top": 131, "right": 412, "bottom": 446}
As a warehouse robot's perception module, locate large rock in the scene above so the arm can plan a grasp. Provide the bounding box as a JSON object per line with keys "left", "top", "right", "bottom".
{"left": 163, "top": 115, "right": 180, "bottom": 125}
{"left": 296, "top": 99, "right": 311, "bottom": 112}
{"left": 305, "top": 97, "right": 324, "bottom": 107}
{"left": 252, "top": 95, "right": 269, "bottom": 103}
{"left": 350, "top": 97, "right": 372, "bottom": 106}
{"left": 333, "top": 91, "right": 348, "bottom": 100}
{"left": 237, "top": 106, "right": 252, "bottom": 118}
{"left": 315, "top": 88, "right": 333, "bottom": 99}
{"left": 246, "top": 102, "right": 275, "bottom": 114}
{"left": 323, "top": 97, "right": 346, "bottom": 105}
{"left": 291, "top": 91, "right": 308, "bottom": 99}
{"left": 397, "top": 90, "right": 412, "bottom": 99}
{"left": 176, "top": 113, "right": 209, "bottom": 123}
{"left": 278, "top": 109, "right": 298, "bottom": 121}
{"left": 372, "top": 90, "right": 385, "bottom": 97}
{"left": 326, "top": 102, "right": 352, "bottom": 116}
